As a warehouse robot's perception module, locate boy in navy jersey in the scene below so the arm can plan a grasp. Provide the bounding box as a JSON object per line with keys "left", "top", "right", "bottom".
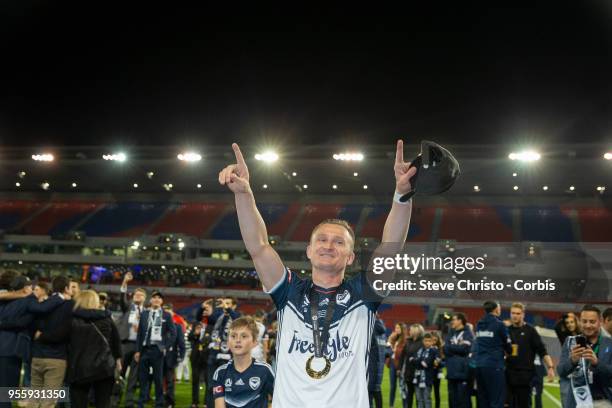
{"left": 213, "top": 317, "right": 274, "bottom": 408}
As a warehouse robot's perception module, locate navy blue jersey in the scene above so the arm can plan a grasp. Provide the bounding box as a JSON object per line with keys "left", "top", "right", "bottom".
{"left": 473, "top": 313, "right": 512, "bottom": 369}
{"left": 212, "top": 358, "right": 274, "bottom": 408}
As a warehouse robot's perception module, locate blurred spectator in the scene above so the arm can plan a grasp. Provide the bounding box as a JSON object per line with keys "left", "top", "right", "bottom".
{"left": 66, "top": 290, "right": 122, "bottom": 408}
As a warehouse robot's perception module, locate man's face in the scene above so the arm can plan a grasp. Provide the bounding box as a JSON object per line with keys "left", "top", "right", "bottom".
{"left": 307, "top": 224, "right": 355, "bottom": 274}
{"left": 510, "top": 307, "right": 524, "bottom": 326}
{"left": 133, "top": 290, "right": 146, "bottom": 305}
{"left": 151, "top": 295, "right": 163, "bottom": 308}
{"left": 451, "top": 316, "right": 463, "bottom": 330}
{"left": 228, "top": 327, "right": 255, "bottom": 356}
{"left": 224, "top": 298, "right": 235, "bottom": 310}
{"left": 203, "top": 303, "right": 213, "bottom": 316}
{"left": 33, "top": 285, "right": 46, "bottom": 299}
{"left": 580, "top": 311, "right": 601, "bottom": 338}
{"left": 69, "top": 281, "right": 80, "bottom": 297}
{"left": 604, "top": 316, "right": 612, "bottom": 334}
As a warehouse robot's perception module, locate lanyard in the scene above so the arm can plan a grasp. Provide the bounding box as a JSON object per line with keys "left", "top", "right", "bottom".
{"left": 309, "top": 285, "right": 337, "bottom": 359}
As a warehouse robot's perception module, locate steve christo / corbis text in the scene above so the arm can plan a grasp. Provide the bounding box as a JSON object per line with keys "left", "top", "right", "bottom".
{"left": 372, "top": 278, "right": 556, "bottom": 292}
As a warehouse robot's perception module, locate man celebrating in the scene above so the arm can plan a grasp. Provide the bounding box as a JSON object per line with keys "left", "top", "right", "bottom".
{"left": 218, "top": 140, "right": 415, "bottom": 407}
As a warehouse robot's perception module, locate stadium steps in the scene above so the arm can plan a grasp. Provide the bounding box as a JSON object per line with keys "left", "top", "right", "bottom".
{"left": 566, "top": 209, "right": 582, "bottom": 242}
{"left": 512, "top": 208, "right": 521, "bottom": 242}
{"left": 283, "top": 203, "right": 307, "bottom": 241}
{"left": 143, "top": 204, "right": 175, "bottom": 235}
{"left": 204, "top": 204, "right": 235, "bottom": 238}
{"left": 69, "top": 202, "right": 108, "bottom": 233}
{"left": 13, "top": 202, "right": 52, "bottom": 232}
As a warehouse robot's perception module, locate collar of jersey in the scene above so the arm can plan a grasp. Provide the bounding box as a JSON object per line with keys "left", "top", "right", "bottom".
{"left": 311, "top": 280, "right": 344, "bottom": 294}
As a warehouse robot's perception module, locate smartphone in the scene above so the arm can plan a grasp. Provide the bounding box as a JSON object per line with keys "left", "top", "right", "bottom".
{"left": 575, "top": 335, "right": 587, "bottom": 348}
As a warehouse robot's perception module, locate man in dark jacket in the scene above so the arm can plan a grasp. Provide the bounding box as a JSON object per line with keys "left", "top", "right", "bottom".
{"left": 473, "top": 300, "right": 512, "bottom": 408}
{"left": 368, "top": 315, "right": 387, "bottom": 408}
{"left": 506, "top": 303, "right": 555, "bottom": 408}
{"left": 0, "top": 275, "right": 65, "bottom": 408}
{"left": 162, "top": 304, "right": 185, "bottom": 408}
{"left": 445, "top": 312, "right": 474, "bottom": 408}
{"left": 558, "top": 304, "right": 612, "bottom": 407}
{"left": 134, "top": 291, "right": 176, "bottom": 408}
{"left": 118, "top": 272, "right": 147, "bottom": 408}
{"left": 29, "top": 275, "right": 75, "bottom": 408}
{"left": 189, "top": 322, "right": 210, "bottom": 407}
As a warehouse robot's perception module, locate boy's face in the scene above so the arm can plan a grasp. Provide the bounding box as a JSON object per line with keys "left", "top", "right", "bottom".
{"left": 229, "top": 327, "right": 256, "bottom": 356}
{"left": 423, "top": 337, "right": 433, "bottom": 348}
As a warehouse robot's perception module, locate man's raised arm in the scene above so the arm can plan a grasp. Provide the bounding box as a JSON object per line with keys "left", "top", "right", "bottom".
{"left": 218, "top": 143, "right": 285, "bottom": 291}
{"left": 381, "top": 139, "right": 416, "bottom": 244}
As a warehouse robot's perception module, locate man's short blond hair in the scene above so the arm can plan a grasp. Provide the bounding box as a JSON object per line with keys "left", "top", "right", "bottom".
{"left": 511, "top": 302, "right": 525, "bottom": 312}
{"left": 310, "top": 219, "right": 355, "bottom": 247}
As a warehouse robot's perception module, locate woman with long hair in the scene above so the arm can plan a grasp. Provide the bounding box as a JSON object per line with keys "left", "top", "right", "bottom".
{"left": 66, "top": 290, "right": 122, "bottom": 408}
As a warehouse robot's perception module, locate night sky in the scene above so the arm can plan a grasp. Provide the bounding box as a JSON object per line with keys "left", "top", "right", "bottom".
{"left": 1, "top": 2, "right": 612, "bottom": 148}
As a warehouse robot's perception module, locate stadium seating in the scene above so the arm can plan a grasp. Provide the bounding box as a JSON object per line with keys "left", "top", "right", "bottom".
{"left": 521, "top": 206, "right": 574, "bottom": 242}
{"left": 290, "top": 203, "right": 364, "bottom": 241}
{"left": 438, "top": 205, "right": 513, "bottom": 242}
{"left": 7, "top": 199, "right": 612, "bottom": 245}
{"left": 566, "top": 206, "right": 612, "bottom": 241}
{"left": 361, "top": 205, "right": 436, "bottom": 241}
{"left": 24, "top": 201, "right": 103, "bottom": 235}
{"left": 80, "top": 202, "right": 170, "bottom": 237}
{"left": 151, "top": 202, "right": 228, "bottom": 236}
{"left": 0, "top": 200, "right": 46, "bottom": 231}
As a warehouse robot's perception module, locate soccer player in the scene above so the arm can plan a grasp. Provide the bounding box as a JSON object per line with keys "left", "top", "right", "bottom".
{"left": 218, "top": 140, "right": 415, "bottom": 407}
{"left": 212, "top": 317, "right": 274, "bottom": 408}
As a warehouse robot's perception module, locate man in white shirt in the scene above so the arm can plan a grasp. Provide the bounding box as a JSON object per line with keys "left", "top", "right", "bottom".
{"left": 218, "top": 140, "right": 415, "bottom": 407}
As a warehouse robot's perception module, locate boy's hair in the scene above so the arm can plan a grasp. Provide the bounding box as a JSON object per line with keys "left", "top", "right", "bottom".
{"left": 229, "top": 316, "right": 259, "bottom": 342}
{"left": 423, "top": 332, "right": 433, "bottom": 340}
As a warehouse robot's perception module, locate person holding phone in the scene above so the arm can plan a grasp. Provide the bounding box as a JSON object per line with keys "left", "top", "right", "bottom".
{"left": 558, "top": 305, "right": 612, "bottom": 407}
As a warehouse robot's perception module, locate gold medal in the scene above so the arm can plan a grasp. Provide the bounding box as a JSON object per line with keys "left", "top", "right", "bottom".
{"left": 305, "top": 355, "right": 331, "bottom": 379}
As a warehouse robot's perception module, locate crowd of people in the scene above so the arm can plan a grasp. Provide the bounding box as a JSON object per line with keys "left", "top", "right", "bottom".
{"left": 2, "top": 265, "right": 612, "bottom": 408}
{"left": 0, "top": 269, "right": 275, "bottom": 408}
{"left": 378, "top": 301, "right": 612, "bottom": 408}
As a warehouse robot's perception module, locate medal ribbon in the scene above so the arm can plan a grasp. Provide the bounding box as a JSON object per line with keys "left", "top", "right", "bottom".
{"left": 309, "top": 285, "right": 337, "bottom": 359}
